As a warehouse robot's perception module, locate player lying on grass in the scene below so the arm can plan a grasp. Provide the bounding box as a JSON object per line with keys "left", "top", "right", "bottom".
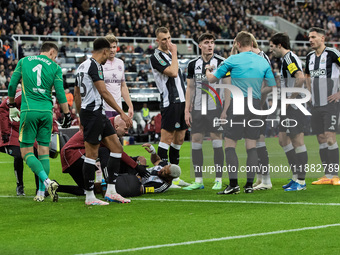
{"left": 59, "top": 116, "right": 149, "bottom": 196}
{"left": 98, "top": 144, "right": 182, "bottom": 197}
{"left": 58, "top": 116, "right": 180, "bottom": 198}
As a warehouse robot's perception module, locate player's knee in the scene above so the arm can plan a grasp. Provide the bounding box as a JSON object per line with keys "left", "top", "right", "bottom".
{"left": 278, "top": 139, "right": 285, "bottom": 147}
{"left": 324, "top": 132, "right": 336, "bottom": 146}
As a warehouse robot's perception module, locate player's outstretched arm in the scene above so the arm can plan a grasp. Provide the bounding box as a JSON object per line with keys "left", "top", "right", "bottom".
{"left": 121, "top": 81, "right": 134, "bottom": 118}
{"left": 142, "top": 143, "right": 161, "bottom": 165}
{"left": 184, "top": 78, "right": 194, "bottom": 127}
{"left": 205, "top": 65, "right": 219, "bottom": 83}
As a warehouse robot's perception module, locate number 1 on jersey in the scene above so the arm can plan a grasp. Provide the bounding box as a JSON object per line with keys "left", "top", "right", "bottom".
{"left": 33, "top": 64, "right": 42, "bottom": 86}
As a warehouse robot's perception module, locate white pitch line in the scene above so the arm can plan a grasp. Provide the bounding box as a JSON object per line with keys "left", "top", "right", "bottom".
{"left": 132, "top": 197, "right": 340, "bottom": 206}
{"left": 76, "top": 223, "right": 340, "bottom": 255}
{"left": 0, "top": 195, "right": 78, "bottom": 199}
{"left": 1, "top": 195, "right": 340, "bottom": 206}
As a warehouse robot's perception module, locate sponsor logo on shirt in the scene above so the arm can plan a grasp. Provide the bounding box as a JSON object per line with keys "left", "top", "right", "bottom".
{"left": 145, "top": 187, "right": 154, "bottom": 193}
{"left": 310, "top": 69, "right": 326, "bottom": 77}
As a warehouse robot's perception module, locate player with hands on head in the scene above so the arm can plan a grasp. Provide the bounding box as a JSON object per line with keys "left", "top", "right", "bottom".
{"left": 150, "top": 27, "right": 190, "bottom": 188}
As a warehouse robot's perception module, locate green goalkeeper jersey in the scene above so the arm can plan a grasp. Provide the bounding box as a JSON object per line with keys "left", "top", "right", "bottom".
{"left": 8, "top": 55, "right": 67, "bottom": 113}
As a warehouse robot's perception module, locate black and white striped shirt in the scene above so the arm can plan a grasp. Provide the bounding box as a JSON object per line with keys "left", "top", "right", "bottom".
{"left": 305, "top": 47, "right": 340, "bottom": 106}
{"left": 75, "top": 58, "right": 104, "bottom": 113}
{"left": 150, "top": 49, "right": 186, "bottom": 108}
{"left": 142, "top": 161, "right": 171, "bottom": 193}
{"left": 280, "top": 51, "right": 304, "bottom": 99}
{"left": 258, "top": 51, "right": 271, "bottom": 65}
{"left": 187, "top": 54, "right": 225, "bottom": 111}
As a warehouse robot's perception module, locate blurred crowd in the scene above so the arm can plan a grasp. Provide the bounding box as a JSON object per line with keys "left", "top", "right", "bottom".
{"left": 0, "top": 0, "right": 339, "bottom": 43}
{"left": 0, "top": 0, "right": 339, "bottom": 90}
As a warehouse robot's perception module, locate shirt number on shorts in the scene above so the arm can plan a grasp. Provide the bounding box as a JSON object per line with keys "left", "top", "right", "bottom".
{"left": 331, "top": 115, "right": 337, "bottom": 126}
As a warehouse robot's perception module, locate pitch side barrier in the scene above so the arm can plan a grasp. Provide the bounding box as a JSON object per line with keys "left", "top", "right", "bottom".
{"left": 11, "top": 35, "right": 200, "bottom": 58}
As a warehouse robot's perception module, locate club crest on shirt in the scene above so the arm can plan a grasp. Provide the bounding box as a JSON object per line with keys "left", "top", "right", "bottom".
{"left": 118, "top": 65, "right": 122, "bottom": 71}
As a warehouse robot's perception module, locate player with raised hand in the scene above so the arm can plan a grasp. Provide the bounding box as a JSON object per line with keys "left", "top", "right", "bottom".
{"left": 150, "top": 27, "right": 189, "bottom": 187}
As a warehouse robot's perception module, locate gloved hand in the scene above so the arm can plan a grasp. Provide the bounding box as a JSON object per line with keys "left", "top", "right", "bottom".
{"left": 136, "top": 165, "right": 150, "bottom": 178}
{"left": 61, "top": 112, "right": 72, "bottom": 128}
{"left": 9, "top": 103, "right": 20, "bottom": 122}
{"left": 2, "top": 134, "right": 9, "bottom": 143}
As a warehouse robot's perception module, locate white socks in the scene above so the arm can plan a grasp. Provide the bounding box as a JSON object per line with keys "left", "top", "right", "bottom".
{"left": 195, "top": 177, "right": 203, "bottom": 183}
{"left": 85, "top": 190, "right": 96, "bottom": 202}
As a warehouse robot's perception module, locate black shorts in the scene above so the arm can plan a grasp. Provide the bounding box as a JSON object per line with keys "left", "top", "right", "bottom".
{"left": 191, "top": 109, "right": 223, "bottom": 134}
{"left": 80, "top": 109, "right": 116, "bottom": 145}
{"left": 0, "top": 145, "right": 21, "bottom": 159}
{"left": 260, "top": 101, "right": 269, "bottom": 136}
{"left": 161, "top": 102, "right": 188, "bottom": 131}
{"left": 311, "top": 103, "right": 339, "bottom": 134}
{"left": 279, "top": 105, "right": 307, "bottom": 136}
{"left": 224, "top": 98, "right": 261, "bottom": 141}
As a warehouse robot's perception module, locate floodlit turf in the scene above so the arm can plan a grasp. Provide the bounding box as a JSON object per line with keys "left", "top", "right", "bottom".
{"left": 1, "top": 135, "right": 340, "bottom": 255}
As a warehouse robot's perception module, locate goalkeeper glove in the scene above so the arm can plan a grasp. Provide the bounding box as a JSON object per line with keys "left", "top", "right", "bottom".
{"left": 9, "top": 103, "right": 20, "bottom": 122}
{"left": 2, "top": 134, "right": 9, "bottom": 143}
{"left": 62, "top": 112, "right": 72, "bottom": 128}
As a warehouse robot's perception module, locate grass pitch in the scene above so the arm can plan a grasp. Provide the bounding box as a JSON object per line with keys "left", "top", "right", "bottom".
{"left": 1, "top": 135, "right": 340, "bottom": 255}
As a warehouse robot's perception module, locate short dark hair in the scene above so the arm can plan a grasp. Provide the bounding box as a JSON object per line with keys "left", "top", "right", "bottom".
{"left": 93, "top": 37, "right": 110, "bottom": 51}
{"left": 270, "top": 33, "right": 291, "bottom": 50}
{"left": 235, "top": 31, "right": 253, "bottom": 47}
{"left": 40, "top": 42, "right": 58, "bottom": 53}
{"left": 198, "top": 33, "right": 216, "bottom": 43}
{"left": 309, "top": 27, "right": 326, "bottom": 35}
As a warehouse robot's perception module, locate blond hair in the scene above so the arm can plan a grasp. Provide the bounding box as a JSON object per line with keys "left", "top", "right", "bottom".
{"left": 155, "top": 27, "right": 169, "bottom": 37}
{"left": 249, "top": 33, "right": 258, "bottom": 49}
{"left": 105, "top": 33, "right": 118, "bottom": 44}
